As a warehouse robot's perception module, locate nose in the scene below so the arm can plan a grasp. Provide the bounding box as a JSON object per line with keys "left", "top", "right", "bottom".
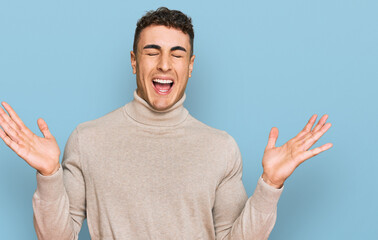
{"left": 157, "top": 53, "right": 172, "bottom": 72}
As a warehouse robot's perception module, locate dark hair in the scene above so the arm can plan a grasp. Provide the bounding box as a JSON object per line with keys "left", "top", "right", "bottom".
{"left": 133, "top": 7, "right": 194, "bottom": 56}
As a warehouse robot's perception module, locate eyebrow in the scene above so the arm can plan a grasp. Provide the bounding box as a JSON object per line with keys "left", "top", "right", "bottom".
{"left": 143, "top": 44, "right": 161, "bottom": 50}
{"left": 143, "top": 44, "right": 187, "bottom": 52}
{"left": 171, "top": 46, "right": 187, "bottom": 52}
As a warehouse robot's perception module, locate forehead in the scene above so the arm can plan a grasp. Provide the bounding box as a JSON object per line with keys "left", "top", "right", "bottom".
{"left": 138, "top": 25, "right": 190, "bottom": 49}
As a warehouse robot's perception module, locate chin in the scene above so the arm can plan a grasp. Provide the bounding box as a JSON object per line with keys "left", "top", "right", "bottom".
{"left": 150, "top": 99, "right": 174, "bottom": 111}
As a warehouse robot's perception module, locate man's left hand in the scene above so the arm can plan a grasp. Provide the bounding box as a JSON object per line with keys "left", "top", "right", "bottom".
{"left": 261, "top": 114, "right": 333, "bottom": 189}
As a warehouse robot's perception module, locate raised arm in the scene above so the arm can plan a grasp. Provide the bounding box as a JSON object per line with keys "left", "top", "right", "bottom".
{"left": 213, "top": 136, "right": 282, "bottom": 240}
{"left": 214, "top": 114, "right": 332, "bottom": 240}
{"left": 0, "top": 102, "right": 85, "bottom": 239}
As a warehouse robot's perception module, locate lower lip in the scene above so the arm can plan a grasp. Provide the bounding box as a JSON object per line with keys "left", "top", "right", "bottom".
{"left": 152, "top": 82, "right": 174, "bottom": 95}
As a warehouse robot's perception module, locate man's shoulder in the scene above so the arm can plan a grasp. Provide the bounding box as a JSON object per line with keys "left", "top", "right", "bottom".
{"left": 186, "top": 114, "right": 239, "bottom": 150}
{"left": 75, "top": 105, "right": 126, "bottom": 135}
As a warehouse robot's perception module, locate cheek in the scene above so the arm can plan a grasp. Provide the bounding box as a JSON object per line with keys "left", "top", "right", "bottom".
{"left": 139, "top": 59, "right": 157, "bottom": 76}
{"left": 176, "top": 63, "right": 190, "bottom": 77}
{"left": 137, "top": 64, "right": 149, "bottom": 79}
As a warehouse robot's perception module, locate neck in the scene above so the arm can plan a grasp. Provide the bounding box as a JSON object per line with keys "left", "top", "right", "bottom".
{"left": 124, "top": 91, "right": 188, "bottom": 127}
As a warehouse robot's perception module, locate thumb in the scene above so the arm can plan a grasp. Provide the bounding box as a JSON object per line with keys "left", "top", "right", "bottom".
{"left": 37, "top": 118, "right": 52, "bottom": 139}
{"left": 265, "top": 127, "right": 279, "bottom": 150}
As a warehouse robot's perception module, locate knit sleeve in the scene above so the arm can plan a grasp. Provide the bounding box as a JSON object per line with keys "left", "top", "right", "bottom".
{"left": 213, "top": 137, "right": 283, "bottom": 240}
{"left": 32, "top": 128, "right": 86, "bottom": 240}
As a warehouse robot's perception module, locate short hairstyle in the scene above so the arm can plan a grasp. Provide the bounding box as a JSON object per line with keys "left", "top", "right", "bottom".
{"left": 133, "top": 7, "right": 194, "bottom": 56}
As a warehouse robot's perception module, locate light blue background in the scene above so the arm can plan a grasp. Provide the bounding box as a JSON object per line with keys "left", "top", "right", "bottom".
{"left": 0, "top": 0, "right": 377, "bottom": 239}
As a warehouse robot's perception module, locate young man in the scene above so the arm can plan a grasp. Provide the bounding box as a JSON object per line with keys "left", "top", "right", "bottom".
{"left": 0, "top": 7, "right": 332, "bottom": 240}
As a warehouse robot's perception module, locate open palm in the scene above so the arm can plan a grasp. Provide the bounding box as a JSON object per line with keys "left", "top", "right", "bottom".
{"left": 262, "top": 114, "right": 333, "bottom": 188}
{"left": 0, "top": 102, "right": 60, "bottom": 176}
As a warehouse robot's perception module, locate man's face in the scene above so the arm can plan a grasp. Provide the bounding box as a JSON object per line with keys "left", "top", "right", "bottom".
{"left": 131, "top": 25, "right": 195, "bottom": 111}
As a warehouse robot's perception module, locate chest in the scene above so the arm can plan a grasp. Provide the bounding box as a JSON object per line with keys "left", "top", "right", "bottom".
{"left": 83, "top": 132, "right": 226, "bottom": 207}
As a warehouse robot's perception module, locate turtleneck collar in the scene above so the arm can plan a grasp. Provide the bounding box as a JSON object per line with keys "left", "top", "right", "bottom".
{"left": 124, "top": 91, "right": 189, "bottom": 127}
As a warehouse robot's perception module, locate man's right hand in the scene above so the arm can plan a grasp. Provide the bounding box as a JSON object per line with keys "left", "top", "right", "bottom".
{"left": 0, "top": 102, "right": 61, "bottom": 176}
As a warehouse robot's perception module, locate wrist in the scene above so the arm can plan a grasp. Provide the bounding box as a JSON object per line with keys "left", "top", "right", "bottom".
{"left": 39, "top": 162, "right": 60, "bottom": 176}
{"left": 261, "top": 172, "right": 284, "bottom": 189}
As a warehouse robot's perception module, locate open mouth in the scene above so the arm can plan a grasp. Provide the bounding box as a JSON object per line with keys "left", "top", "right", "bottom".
{"left": 152, "top": 79, "right": 174, "bottom": 95}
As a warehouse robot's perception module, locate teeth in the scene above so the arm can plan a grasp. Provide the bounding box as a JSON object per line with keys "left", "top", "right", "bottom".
{"left": 159, "top": 90, "right": 168, "bottom": 93}
{"left": 153, "top": 79, "right": 173, "bottom": 84}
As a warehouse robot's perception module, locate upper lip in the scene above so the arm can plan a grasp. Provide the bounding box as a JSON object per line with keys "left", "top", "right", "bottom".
{"left": 152, "top": 76, "right": 175, "bottom": 83}
{"left": 152, "top": 76, "right": 174, "bottom": 80}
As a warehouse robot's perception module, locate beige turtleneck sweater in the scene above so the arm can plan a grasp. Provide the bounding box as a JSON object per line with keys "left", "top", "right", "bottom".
{"left": 32, "top": 91, "right": 283, "bottom": 240}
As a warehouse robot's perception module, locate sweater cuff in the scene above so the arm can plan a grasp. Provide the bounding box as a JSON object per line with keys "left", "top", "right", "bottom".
{"left": 250, "top": 177, "right": 283, "bottom": 213}
{"left": 35, "top": 165, "right": 65, "bottom": 202}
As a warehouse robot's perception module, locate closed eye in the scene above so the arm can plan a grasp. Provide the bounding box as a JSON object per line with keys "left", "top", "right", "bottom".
{"left": 147, "top": 53, "right": 159, "bottom": 56}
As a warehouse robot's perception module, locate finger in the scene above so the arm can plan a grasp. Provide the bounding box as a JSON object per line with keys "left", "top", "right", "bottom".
{"left": 0, "top": 107, "right": 16, "bottom": 126}
{"left": 303, "top": 122, "right": 332, "bottom": 150}
{"left": 0, "top": 107, "right": 27, "bottom": 139}
{"left": 312, "top": 114, "right": 328, "bottom": 133}
{"left": 0, "top": 113, "right": 22, "bottom": 143}
{"left": 0, "top": 106, "right": 21, "bottom": 132}
{"left": 301, "top": 142, "right": 333, "bottom": 163}
{"left": 0, "top": 128, "right": 20, "bottom": 153}
{"left": 265, "top": 127, "right": 278, "bottom": 150}
{"left": 295, "top": 114, "right": 317, "bottom": 140}
{"left": 303, "top": 114, "right": 317, "bottom": 132}
{"left": 37, "top": 118, "right": 52, "bottom": 139}
{"left": 1, "top": 102, "right": 27, "bottom": 130}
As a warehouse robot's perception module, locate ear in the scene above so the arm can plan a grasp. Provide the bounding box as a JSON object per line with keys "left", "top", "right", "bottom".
{"left": 130, "top": 51, "right": 137, "bottom": 74}
{"left": 188, "top": 55, "right": 195, "bottom": 78}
